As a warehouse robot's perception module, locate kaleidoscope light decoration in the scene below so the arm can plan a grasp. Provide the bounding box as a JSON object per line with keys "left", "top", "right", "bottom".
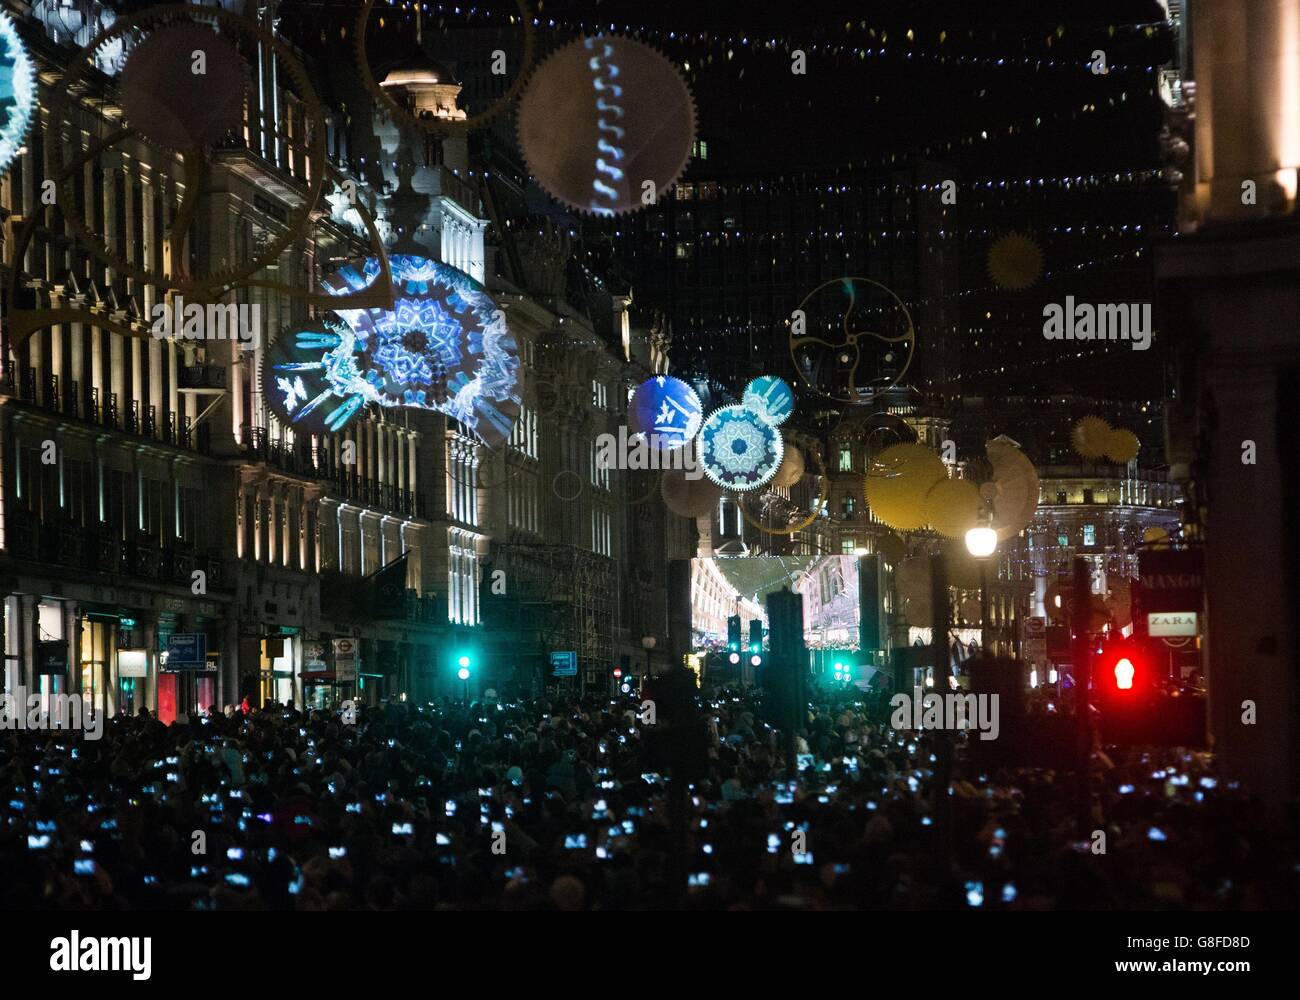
{"left": 699, "top": 405, "right": 784, "bottom": 492}
{"left": 264, "top": 255, "right": 520, "bottom": 443}
{"left": 628, "top": 375, "right": 703, "bottom": 451}
{"left": 742, "top": 375, "right": 794, "bottom": 426}
{"left": 0, "top": 10, "right": 35, "bottom": 176}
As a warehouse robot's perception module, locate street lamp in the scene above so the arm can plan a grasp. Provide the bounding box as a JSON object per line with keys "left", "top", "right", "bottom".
{"left": 965, "top": 508, "right": 998, "bottom": 655}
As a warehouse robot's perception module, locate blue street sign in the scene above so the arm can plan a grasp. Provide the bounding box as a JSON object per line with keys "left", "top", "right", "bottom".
{"left": 166, "top": 633, "right": 208, "bottom": 668}
{"left": 550, "top": 651, "right": 577, "bottom": 677}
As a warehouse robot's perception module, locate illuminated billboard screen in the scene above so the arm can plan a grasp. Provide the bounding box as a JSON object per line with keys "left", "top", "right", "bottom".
{"left": 689, "top": 556, "right": 862, "bottom": 651}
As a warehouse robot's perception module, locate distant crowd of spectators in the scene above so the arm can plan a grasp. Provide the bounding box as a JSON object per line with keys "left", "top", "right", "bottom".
{"left": 1, "top": 675, "right": 1296, "bottom": 910}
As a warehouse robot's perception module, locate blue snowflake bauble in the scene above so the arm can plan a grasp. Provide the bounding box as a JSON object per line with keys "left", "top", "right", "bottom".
{"left": 699, "top": 404, "right": 784, "bottom": 492}
{"left": 628, "top": 375, "right": 703, "bottom": 452}
{"left": 742, "top": 375, "right": 794, "bottom": 426}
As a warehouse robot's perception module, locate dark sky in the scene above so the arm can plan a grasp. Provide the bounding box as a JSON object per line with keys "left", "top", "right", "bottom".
{"left": 532, "top": 0, "right": 1175, "bottom": 176}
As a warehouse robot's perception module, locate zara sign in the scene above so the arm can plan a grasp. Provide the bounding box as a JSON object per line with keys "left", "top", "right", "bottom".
{"left": 1147, "top": 612, "right": 1198, "bottom": 637}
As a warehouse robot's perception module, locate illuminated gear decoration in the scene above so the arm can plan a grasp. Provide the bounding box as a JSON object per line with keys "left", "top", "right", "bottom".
{"left": 863, "top": 442, "right": 947, "bottom": 532}
{"left": 699, "top": 405, "right": 784, "bottom": 492}
{"left": 1071, "top": 415, "right": 1113, "bottom": 459}
{"left": 789, "top": 277, "right": 916, "bottom": 405}
{"left": 0, "top": 10, "right": 35, "bottom": 176}
{"left": 986, "top": 232, "right": 1044, "bottom": 290}
{"left": 743, "top": 375, "right": 794, "bottom": 426}
{"left": 354, "top": 0, "right": 536, "bottom": 136}
{"left": 517, "top": 34, "right": 696, "bottom": 216}
{"left": 921, "top": 478, "right": 983, "bottom": 539}
{"left": 628, "top": 375, "right": 703, "bottom": 451}
{"left": 265, "top": 256, "right": 520, "bottom": 445}
{"left": 1104, "top": 427, "right": 1141, "bottom": 463}
{"left": 986, "top": 435, "right": 1039, "bottom": 540}
{"left": 7, "top": 5, "right": 395, "bottom": 348}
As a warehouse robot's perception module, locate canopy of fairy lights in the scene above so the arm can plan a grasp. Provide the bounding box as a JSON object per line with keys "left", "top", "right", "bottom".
{"left": 265, "top": 255, "right": 520, "bottom": 443}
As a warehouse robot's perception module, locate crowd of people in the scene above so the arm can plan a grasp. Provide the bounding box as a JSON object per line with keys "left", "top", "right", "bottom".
{"left": 2, "top": 674, "right": 1296, "bottom": 910}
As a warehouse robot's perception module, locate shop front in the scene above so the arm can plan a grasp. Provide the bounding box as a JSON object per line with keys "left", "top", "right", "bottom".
{"left": 301, "top": 637, "right": 352, "bottom": 711}
{"left": 157, "top": 626, "right": 219, "bottom": 724}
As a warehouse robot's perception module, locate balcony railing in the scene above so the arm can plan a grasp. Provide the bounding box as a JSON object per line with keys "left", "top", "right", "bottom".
{"left": 2, "top": 512, "right": 226, "bottom": 588}
{"left": 241, "top": 428, "right": 426, "bottom": 519}
{"left": 1, "top": 362, "right": 209, "bottom": 452}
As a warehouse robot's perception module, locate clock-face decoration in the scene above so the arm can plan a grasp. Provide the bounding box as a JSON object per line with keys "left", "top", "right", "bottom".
{"left": 0, "top": 10, "right": 35, "bottom": 177}
{"left": 265, "top": 255, "right": 520, "bottom": 443}
{"left": 699, "top": 404, "right": 784, "bottom": 492}
{"left": 789, "top": 277, "right": 916, "bottom": 405}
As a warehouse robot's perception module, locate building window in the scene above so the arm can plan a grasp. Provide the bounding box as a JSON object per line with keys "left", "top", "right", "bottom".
{"left": 510, "top": 405, "right": 539, "bottom": 460}
{"left": 1056, "top": 490, "right": 1068, "bottom": 504}
{"left": 841, "top": 538, "right": 856, "bottom": 555}
{"left": 839, "top": 447, "right": 852, "bottom": 472}
{"left": 692, "top": 139, "right": 708, "bottom": 160}
{"left": 841, "top": 496, "right": 856, "bottom": 517}
{"left": 1058, "top": 533, "right": 1069, "bottom": 547}
{"left": 591, "top": 379, "right": 608, "bottom": 410}
{"left": 1083, "top": 524, "right": 1096, "bottom": 546}
{"left": 589, "top": 440, "right": 610, "bottom": 490}
{"left": 1083, "top": 488, "right": 1095, "bottom": 504}
{"left": 591, "top": 508, "right": 612, "bottom": 557}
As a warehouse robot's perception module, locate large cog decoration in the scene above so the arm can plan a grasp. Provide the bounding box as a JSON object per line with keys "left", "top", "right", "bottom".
{"left": 265, "top": 256, "right": 520, "bottom": 444}
{"left": 517, "top": 35, "right": 696, "bottom": 216}
{"left": 790, "top": 277, "right": 916, "bottom": 405}
{"left": 118, "top": 21, "right": 247, "bottom": 153}
{"left": 628, "top": 375, "right": 702, "bottom": 451}
{"left": 699, "top": 405, "right": 784, "bottom": 492}
{"left": 743, "top": 375, "right": 794, "bottom": 426}
{"left": 0, "top": 10, "right": 34, "bottom": 176}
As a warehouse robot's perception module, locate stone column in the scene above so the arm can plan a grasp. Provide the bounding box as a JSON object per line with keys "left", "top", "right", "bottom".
{"left": 1193, "top": 0, "right": 1300, "bottom": 221}
{"left": 19, "top": 595, "right": 37, "bottom": 695}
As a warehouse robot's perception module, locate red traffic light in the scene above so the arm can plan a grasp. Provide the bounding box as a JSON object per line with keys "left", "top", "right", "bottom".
{"left": 613, "top": 667, "right": 623, "bottom": 679}
{"left": 1098, "top": 641, "right": 1147, "bottom": 698}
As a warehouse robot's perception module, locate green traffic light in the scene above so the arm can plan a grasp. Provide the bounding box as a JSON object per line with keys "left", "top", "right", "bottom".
{"left": 457, "top": 655, "right": 471, "bottom": 668}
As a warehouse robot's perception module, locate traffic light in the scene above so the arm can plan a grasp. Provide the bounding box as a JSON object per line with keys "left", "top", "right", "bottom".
{"left": 727, "top": 615, "right": 742, "bottom": 653}
{"left": 1096, "top": 639, "right": 1149, "bottom": 702}
{"left": 455, "top": 652, "right": 472, "bottom": 681}
{"left": 748, "top": 619, "right": 763, "bottom": 654}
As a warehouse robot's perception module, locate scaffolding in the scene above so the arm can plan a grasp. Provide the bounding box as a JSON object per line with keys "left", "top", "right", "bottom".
{"left": 489, "top": 542, "right": 615, "bottom": 690}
